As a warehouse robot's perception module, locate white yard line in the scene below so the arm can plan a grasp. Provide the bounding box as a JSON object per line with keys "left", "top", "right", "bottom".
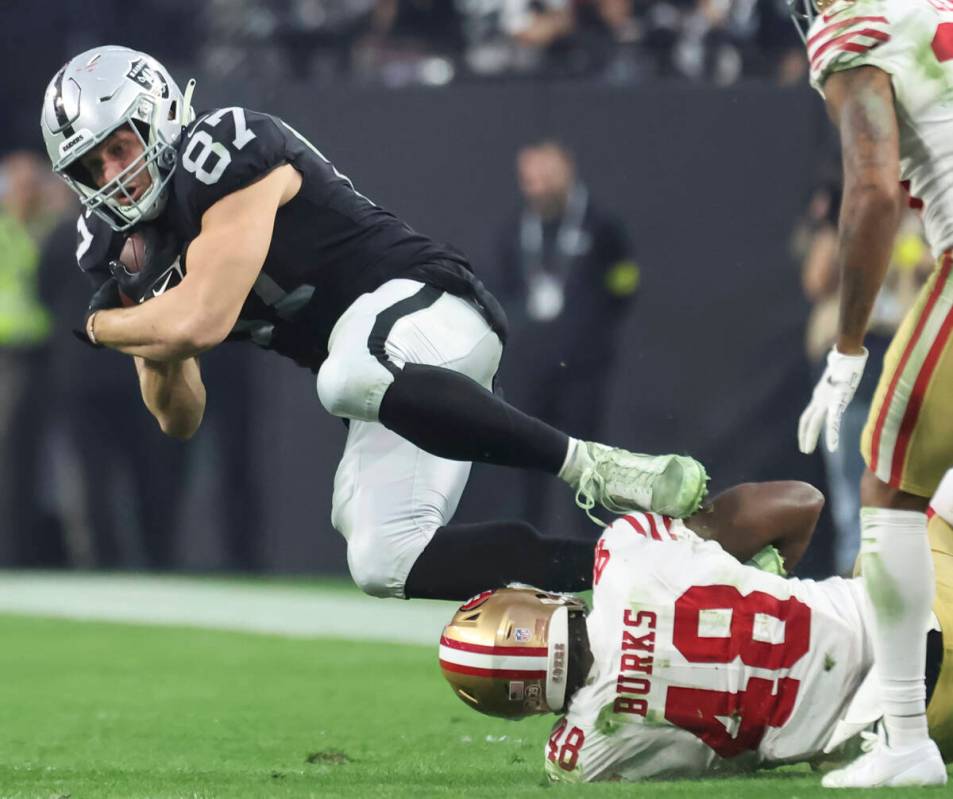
{"left": 0, "top": 573, "right": 456, "bottom": 646}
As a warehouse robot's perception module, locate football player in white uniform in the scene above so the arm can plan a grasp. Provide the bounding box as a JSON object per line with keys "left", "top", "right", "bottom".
{"left": 439, "top": 475, "right": 953, "bottom": 785}
{"left": 791, "top": 0, "right": 953, "bottom": 785}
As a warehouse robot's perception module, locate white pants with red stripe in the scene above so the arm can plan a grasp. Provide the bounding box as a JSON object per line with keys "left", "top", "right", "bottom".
{"left": 317, "top": 279, "right": 503, "bottom": 598}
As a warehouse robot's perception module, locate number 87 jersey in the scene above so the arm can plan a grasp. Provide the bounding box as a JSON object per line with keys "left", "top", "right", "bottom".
{"left": 544, "top": 514, "right": 873, "bottom": 782}
{"left": 161, "top": 105, "right": 472, "bottom": 370}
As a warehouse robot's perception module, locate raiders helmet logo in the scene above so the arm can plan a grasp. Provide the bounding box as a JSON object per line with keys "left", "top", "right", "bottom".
{"left": 127, "top": 59, "right": 170, "bottom": 99}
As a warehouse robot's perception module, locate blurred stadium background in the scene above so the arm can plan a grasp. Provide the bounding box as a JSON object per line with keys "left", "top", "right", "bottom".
{"left": 1, "top": 0, "right": 857, "bottom": 577}
{"left": 0, "top": 2, "right": 938, "bottom": 795}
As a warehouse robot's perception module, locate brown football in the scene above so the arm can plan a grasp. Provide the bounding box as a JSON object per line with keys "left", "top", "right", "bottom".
{"left": 119, "top": 232, "right": 145, "bottom": 272}
{"left": 117, "top": 233, "right": 145, "bottom": 306}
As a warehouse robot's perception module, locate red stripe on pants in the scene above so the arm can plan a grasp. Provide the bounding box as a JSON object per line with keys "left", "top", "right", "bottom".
{"left": 870, "top": 255, "right": 953, "bottom": 481}
{"left": 889, "top": 282, "right": 953, "bottom": 485}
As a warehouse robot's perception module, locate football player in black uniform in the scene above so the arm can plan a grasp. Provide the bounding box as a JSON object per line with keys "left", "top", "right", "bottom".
{"left": 41, "top": 46, "right": 709, "bottom": 601}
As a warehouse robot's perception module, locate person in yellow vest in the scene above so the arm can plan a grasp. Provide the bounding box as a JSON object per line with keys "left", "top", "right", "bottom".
{"left": 0, "top": 150, "right": 59, "bottom": 564}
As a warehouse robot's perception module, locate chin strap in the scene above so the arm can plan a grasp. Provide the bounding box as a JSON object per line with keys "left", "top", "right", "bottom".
{"left": 181, "top": 78, "right": 197, "bottom": 127}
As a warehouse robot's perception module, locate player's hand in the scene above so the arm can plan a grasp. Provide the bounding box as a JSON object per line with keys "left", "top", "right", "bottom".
{"left": 73, "top": 276, "right": 122, "bottom": 348}
{"left": 108, "top": 224, "right": 184, "bottom": 305}
{"left": 798, "top": 346, "right": 868, "bottom": 454}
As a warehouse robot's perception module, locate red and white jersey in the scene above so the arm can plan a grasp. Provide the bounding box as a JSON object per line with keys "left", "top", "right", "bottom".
{"left": 544, "top": 513, "right": 873, "bottom": 783}
{"left": 807, "top": 0, "right": 953, "bottom": 257}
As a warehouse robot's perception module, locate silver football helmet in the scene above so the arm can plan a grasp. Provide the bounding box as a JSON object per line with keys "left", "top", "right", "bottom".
{"left": 40, "top": 46, "right": 195, "bottom": 231}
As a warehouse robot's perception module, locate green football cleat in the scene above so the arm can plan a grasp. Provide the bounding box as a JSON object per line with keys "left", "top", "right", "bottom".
{"left": 573, "top": 443, "right": 708, "bottom": 524}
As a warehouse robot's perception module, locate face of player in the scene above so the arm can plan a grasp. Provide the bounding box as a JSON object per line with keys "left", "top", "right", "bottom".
{"left": 517, "top": 146, "right": 574, "bottom": 217}
{"left": 79, "top": 125, "right": 153, "bottom": 205}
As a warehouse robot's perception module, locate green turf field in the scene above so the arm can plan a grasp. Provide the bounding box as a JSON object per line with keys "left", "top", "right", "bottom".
{"left": 0, "top": 582, "right": 949, "bottom": 798}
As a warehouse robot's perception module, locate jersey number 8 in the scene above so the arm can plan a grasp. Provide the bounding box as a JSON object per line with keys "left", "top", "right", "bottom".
{"left": 665, "top": 585, "right": 812, "bottom": 759}
{"left": 181, "top": 107, "right": 257, "bottom": 186}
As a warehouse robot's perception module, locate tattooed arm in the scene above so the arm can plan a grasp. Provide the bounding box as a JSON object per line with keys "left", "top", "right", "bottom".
{"left": 824, "top": 65, "right": 903, "bottom": 355}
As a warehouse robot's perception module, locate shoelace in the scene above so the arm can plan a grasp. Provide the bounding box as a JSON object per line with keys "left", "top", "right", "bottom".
{"left": 859, "top": 730, "right": 881, "bottom": 754}
{"left": 574, "top": 467, "right": 608, "bottom": 527}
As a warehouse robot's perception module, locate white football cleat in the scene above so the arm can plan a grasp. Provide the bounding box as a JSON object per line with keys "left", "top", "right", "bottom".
{"left": 573, "top": 443, "right": 708, "bottom": 522}
{"left": 821, "top": 729, "right": 947, "bottom": 789}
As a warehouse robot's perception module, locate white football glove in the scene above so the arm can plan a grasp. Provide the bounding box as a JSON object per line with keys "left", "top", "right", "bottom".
{"left": 798, "top": 346, "right": 868, "bottom": 454}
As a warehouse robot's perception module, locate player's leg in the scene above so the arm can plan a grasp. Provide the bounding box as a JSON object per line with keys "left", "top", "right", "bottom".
{"left": 317, "top": 278, "right": 707, "bottom": 518}
{"left": 822, "top": 259, "right": 953, "bottom": 787}
{"left": 324, "top": 282, "right": 595, "bottom": 599}
{"left": 925, "top": 470, "right": 953, "bottom": 759}
{"left": 331, "top": 418, "right": 595, "bottom": 600}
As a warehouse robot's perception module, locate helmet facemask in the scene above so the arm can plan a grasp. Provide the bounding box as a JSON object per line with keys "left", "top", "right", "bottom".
{"left": 41, "top": 46, "right": 194, "bottom": 232}
{"left": 60, "top": 101, "right": 176, "bottom": 231}
{"left": 788, "top": 0, "right": 817, "bottom": 43}
{"left": 789, "top": 0, "right": 844, "bottom": 42}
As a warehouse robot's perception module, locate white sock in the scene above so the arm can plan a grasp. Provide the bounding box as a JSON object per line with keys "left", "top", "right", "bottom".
{"left": 931, "top": 468, "right": 953, "bottom": 526}
{"left": 860, "top": 507, "right": 933, "bottom": 749}
{"left": 557, "top": 437, "right": 591, "bottom": 486}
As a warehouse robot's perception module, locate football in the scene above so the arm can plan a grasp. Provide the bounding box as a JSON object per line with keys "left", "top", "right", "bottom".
{"left": 117, "top": 232, "right": 145, "bottom": 306}
{"left": 119, "top": 232, "right": 145, "bottom": 273}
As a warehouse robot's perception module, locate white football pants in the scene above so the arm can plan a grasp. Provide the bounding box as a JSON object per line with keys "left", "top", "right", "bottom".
{"left": 316, "top": 279, "right": 503, "bottom": 598}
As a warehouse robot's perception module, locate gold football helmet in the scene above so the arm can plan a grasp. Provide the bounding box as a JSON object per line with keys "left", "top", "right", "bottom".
{"left": 439, "top": 586, "right": 587, "bottom": 719}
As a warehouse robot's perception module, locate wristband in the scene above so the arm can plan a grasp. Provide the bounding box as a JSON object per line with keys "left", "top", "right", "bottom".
{"left": 86, "top": 311, "right": 99, "bottom": 346}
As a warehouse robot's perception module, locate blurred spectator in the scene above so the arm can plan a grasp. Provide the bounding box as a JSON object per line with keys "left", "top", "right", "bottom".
{"left": 37, "top": 212, "right": 190, "bottom": 570}
{"left": 459, "top": 0, "right": 574, "bottom": 76}
{"left": 497, "top": 141, "right": 640, "bottom": 532}
{"left": 204, "top": 0, "right": 373, "bottom": 81}
{"left": 796, "top": 183, "right": 932, "bottom": 575}
{"left": 668, "top": 0, "right": 738, "bottom": 85}
{"left": 571, "top": 0, "right": 650, "bottom": 82}
{"left": 0, "top": 0, "right": 807, "bottom": 106}
{"left": 354, "top": 0, "right": 463, "bottom": 85}
{"left": 672, "top": 0, "right": 801, "bottom": 85}
{"left": 747, "top": 0, "right": 807, "bottom": 85}
{"left": 0, "top": 151, "right": 59, "bottom": 565}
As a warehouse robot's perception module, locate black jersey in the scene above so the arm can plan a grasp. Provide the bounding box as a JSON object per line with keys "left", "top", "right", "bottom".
{"left": 77, "top": 107, "right": 505, "bottom": 370}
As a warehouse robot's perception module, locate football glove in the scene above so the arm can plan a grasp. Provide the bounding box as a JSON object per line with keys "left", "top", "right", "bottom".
{"left": 798, "top": 346, "right": 868, "bottom": 454}
{"left": 109, "top": 224, "right": 184, "bottom": 305}
{"left": 73, "top": 276, "right": 122, "bottom": 348}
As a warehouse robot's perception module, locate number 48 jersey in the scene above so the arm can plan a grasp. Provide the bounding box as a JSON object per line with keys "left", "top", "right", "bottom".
{"left": 544, "top": 514, "right": 873, "bottom": 782}
{"left": 807, "top": 0, "right": 953, "bottom": 257}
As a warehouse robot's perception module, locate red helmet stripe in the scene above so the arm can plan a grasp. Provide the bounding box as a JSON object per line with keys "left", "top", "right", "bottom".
{"left": 439, "top": 659, "right": 547, "bottom": 680}
{"left": 440, "top": 635, "right": 547, "bottom": 657}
